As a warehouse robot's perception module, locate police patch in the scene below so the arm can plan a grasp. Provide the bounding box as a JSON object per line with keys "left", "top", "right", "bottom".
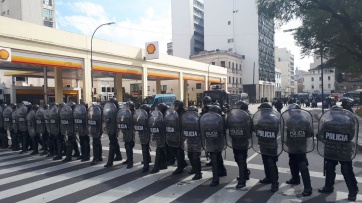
{"left": 324, "top": 131, "right": 349, "bottom": 143}
{"left": 256, "top": 129, "right": 277, "bottom": 139}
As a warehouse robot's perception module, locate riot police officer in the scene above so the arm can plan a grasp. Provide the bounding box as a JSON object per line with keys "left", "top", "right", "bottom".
{"left": 75, "top": 102, "right": 90, "bottom": 162}
{"left": 253, "top": 103, "right": 281, "bottom": 192}
{"left": 104, "top": 98, "right": 122, "bottom": 167}
{"left": 18, "top": 102, "right": 31, "bottom": 154}
{"left": 183, "top": 105, "right": 202, "bottom": 180}
{"left": 120, "top": 101, "right": 136, "bottom": 169}
{"left": 201, "top": 96, "right": 212, "bottom": 115}
{"left": 150, "top": 103, "right": 168, "bottom": 174}
{"left": 168, "top": 100, "right": 188, "bottom": 175}
{"left": 229, "top": 101, "right": 252, "bottom": 188}
{"left": 134, "top": 104, "right": 152, "bottom": 172}
{"left": 35, "top": 104, "right": 48, "bottom": 156}
{"left": 317, "top": 104, "right": 359, "bottom": 201}
{"left": 88, "top": 102, "right": 103, "bottom": 165}
{"left": 0, "top": 104, "right": 8, "bottom": 149}
{"left": 61, "top": 102, "right": 79, "bottom": 162}
{"left": 51, "top": 102, "right": 66, "bottom": 160}
{"left": 11, "top": 103, "right": 20, "bottom": 151}
{"left": 27, "top": 105, "right": 39, "bottom": 155}
{"left": 44, "top": 104, "right": 56, "bottom": 157}
{"left": 282, "top": 104, "right": 313, "bottom": 196}
{"left": 201, "top": 105, "right": 227, "bottom": 187}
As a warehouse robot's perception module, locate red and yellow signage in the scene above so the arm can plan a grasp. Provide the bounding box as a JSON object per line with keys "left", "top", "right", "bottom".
{"left": 0, "top": 47, "right": 11, "bottom": 62}
{"left": 145, "top": 41, "right": 159, "bottom": 60}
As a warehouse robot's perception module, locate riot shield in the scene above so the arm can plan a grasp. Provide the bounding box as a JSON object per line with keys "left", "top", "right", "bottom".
{"left": 73, "top": 104, "right": 87, "bottom": 137}
{"left": 87, "top": 105, "right": 102, "bottom": 138}
{"left": 281, "top": 109, "right": 314, "bottom": 154}
{"left": 35, "top": 107, "right": 45, "bottom": 136}
{"left": 27, "top": 110, "right": 36, "bottom": 137}
{"left": 200, "top": 112, "right": 226, "bottom": 152}
{"left": 226, "top": 109, "right": 252, "bottom": 150}
{"left": 18, "top": 105, "right": 28, "bottom": 132}
{"left": 49, "top": 104, "right": 60, "bottom": 136}
{"left": 317, "top": 109, "right": 358, "bottom": 161}
{"left": 181, "top": 111, "right": 202, "bottom": 152}
{"left": 148, "top": 110, "right": 165, "bottom": 147}
{"left": 164, "top": 109, "right": 181, "bottom": 147}
{"left": 116, "top": 108, "right": 134, "bottom": 142}
{"left": 43, "top": 107, "right": 51, "bottom": 134}
{"left": 102, "top": 102, "right": 117, "bottom": 136}
{"left": 252, "top": 108, "right": 282, "bottom": 156}
{"left": 60, "top": 105, "right": 73, "bottom": 136}
{"left": 0, "top": 106, "right": 3, "bottom": 129}
{"left": 3, "top": 106, "right": 13, "bottom": 132}
{"left": 12, "top": 109, "right": 18, "bottom": 134}
{"left": 133, "top": 109, "right": 149, "bottom": 144}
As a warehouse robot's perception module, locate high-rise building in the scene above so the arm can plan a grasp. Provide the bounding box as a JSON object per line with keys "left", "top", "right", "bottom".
{"left": 171, "top": 0, "right": 204, "bottom": 59}
{"left": 0, "top": 0, "right": 55, "bottom": 28}
{"left": 275, "top": 47, "right": 295, "bottom": 96}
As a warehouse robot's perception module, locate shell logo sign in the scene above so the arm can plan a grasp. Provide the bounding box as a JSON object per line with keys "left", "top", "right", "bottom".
{"left": 0, "top": 47, "right": 11, "bottom": 62}
{"left": 145, "top": 41, "right": 159, "bottom": 60}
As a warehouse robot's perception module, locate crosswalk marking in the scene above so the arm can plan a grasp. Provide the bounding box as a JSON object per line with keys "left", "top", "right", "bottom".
{"left": 0, "top": 152, "right": 30, "bottom": 161}
{"left": 138, "top": 171, "right": 213, "bottom": 203}
{"left": 18, "top": 163, "right": 143, "bottom": 203}
{"left": 0, "top": 161, "right": 121, "bottom": 200}
{"left": 335, "top": 191, "right": 362, "bottom": 202}
{"left": 266, "top": 183, "right": 303, "bottom": 203}
{"left": 0, "top": 150, "right": 16, "bottom": 155}
{"left": 0, "top": 155, "right": 43, "bottom": 167}
{"left": 79, "top": 166, "right": 176, "bottom": 203}
{"left": 202, "top": 178, "right": 259, "bottom": 203}
{"left": 0, "top": 160, "right": 85, "bottom": 185}
{"left": 0, "top": 159, "right": 54, "bottom": 176}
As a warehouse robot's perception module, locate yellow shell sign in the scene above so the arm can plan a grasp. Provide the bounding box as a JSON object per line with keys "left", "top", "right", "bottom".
{"left": 145, "top": 41, "right": 159, "bottom": 60}
{"left": 0, "top": 47, "right": 11, "bottom": 62}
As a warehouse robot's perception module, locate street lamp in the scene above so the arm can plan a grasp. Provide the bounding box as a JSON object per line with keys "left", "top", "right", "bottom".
{"left": 207, "top": 58, "right": 220, "bottom": 90}
{"left": 90, "top": 22, "right": 115, "bottom": 101}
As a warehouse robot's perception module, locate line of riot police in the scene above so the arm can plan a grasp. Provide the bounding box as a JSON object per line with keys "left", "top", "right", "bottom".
{"left": 0, "top": 97, "right": 359, "bottom": 201}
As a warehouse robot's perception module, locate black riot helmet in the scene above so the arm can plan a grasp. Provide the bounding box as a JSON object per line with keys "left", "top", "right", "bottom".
{"left": 125, "top": 101, "right": 135, "bottom": 111}
{"left": 210, "top": 105, "right": 222, "bottom": 115}
{"left": 109, "top": 98, "right": 119, "bottom": 108}
{"left": 287, "top": 103, "right": 301, "bottom": 111}
{"left": 31, "top": 104, "right": 39, "bottom": 112}
{"left": 236, "top": 100, "right": 248, "bottom": 111}
{"left": 80, "top": 101, "right": 88, "bottom": 109}
{"left": 341, "top": 98, "right": 353, "bottom": 109}
{"left": 173, "top": 99, "right": 184, "bottom": 111}
{"left": 1, "top": 103, "right": 7, "bottom": 108}
{"left": 11, "top": 103, "right": 17, "bottom": 110}
{"left": 140, "top": 104, "right": 151, "bottom": 114}
{"left": 156, "top": 103, "right": 168, "bottom": 114}
{"left": 213, "top": 102, "right": 220, "bottom": 107}
{"left": 68, "top": 102, "right": 76, "bottom": 109}
{"left": 203, "top": 96, "right": 212, "bottom": 106}
{"left": 43, "top": 104, "right": 49, "bottom": 110}
{"left": 188, "top": 105, "right": 198, "bottom": 112}
{"left": 259, "top": 102, "right": 272, "bottom": 109}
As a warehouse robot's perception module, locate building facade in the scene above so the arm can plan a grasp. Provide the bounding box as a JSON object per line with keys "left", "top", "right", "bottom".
{"left": 302, "top": 66, "right": 335, "bottom": 94}
{"left": 203, "top": 0, "right": 275, "bottom": 101}
{"left": 275, "top": 47, "right": 295, "bottom": 96}
{"left": 0, "top": 0, "right": 55, "bottom": 28}
{"left": 275, "top": 68, "right": 282, "bottom": 98}
{"left": 190, "top": 50, "right": 244, "bottom": 94}
{"left": 171, "top": 0, "right": 204, "bottom": 59}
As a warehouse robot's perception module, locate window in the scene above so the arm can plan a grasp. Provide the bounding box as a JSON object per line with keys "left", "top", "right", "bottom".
{"left": 43, "top": 8, "right": 53, "bottom": 18}
{"left": 228, "top": 21, "right": 231, "bottom": 25}
{"left": 311, "top": 85, "right": 314, "bottom": 89}
{"left": 228, "top": 77, "right": 231, "bottom": 83}
{"left": 111, "top": 87, "right": 115, "bottom": 92}
{"left": 7, "top": 10, "right": 9, "bottom": 15}
{"left": 240, "top": 78, "right": 242, "bottom": 84}
{"left": 319, "top": 77, "right": 322, "bottom": 81}
{"left": 228, "top": 48, "right": 233, "bottom": 52}
{"left": 0, "top": 89, "right": 2, "bottom": 94}
{"left": 221, "top": 61, "right": 225, "bottom": 67}
{"left": 232, "top": 63, "right": 234, "bottom": 69}
{"left": 328, "top": 76, "right": 331, "bottom": 80}
{"left": 1, "top": 11, "right": 4, "bottom": 16}
{"left": 196, "top": 83, "right": 202, "bottom": 89}
{"left": 319, "top": 84, "right": 322, "bottom": 88}
{"left": 229, "top": 62, "right": 231, "bottom": 68}
{"left": 232, "top": 77, "right": 234, "bottom": 84}
{"left": 43, "top": 21, "right": 53, "bottom": 27}
{"left": 101, "top": 87, "right": 106, "bottom": 92}
{"left": 240, "top": 64, "right": 242, "bottom": 70}
{"left": 236, "top": 77, "right": 238, "bottom": 84}
{"left": 147, "top": 86, "right": 150, "bottom": 91}
{"left": 211, "top": 62, "right": 215, "bottom": 65}
{"left": 227, "top": 38, "right": 234, "bottom": 43}
{"left": 311, "top": 77, "right": 314, "bottom": 81}
{"left": 106, "top": 87, "right": 111, "bottom": 92}
{"left": 162, "top": 85, "right": 167, "bottom": 91}
{"left": 328, "top": 84, "right": 331, "bottom": 88}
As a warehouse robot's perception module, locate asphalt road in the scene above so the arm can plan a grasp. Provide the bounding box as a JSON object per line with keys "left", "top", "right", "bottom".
{"left": 0, "top": 102, "right": 361, "bottom": 202}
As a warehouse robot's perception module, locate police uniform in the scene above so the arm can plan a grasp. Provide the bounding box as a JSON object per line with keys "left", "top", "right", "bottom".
{"left": 122, "top": 101, "right": 136, "bottom": 169}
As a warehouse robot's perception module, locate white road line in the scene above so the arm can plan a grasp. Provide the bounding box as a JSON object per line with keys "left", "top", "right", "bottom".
{"left": 0, "top": 161, "right": 122, "bottom": 200}
{"left": 0, "top": 150, "right": 16, "bottom": 155}
{"left": 0, "top": 153, "right": 31, "bottom": 161}
{"left": 335, "top": 191, "right": 362, "bottom": 203}
{"left": 102, "top": 147, "right": 156, "bottom": 156}
{"left": 246, "top": 152, "right": 259, "bottom": 162}
{"left": 0, "top": 159, "right": 91, "bottom": 186}
{"left": 18, "top": 163, "right": 143, "bottom": 203}
{"left": 266, "top": 183, "right": 303, "bottom": 203}
{"left": 79, "top": 166, "right": 176, "bottom": 203}
{"left": 0, "top": 155, "right": 42, "bottom": 167}
{"left": 139, "top": 171, "right": 212, "bottom": 203}
{"left": 0, "top": 159, "right": 54, "bottom": 175}
{"left": 202, "top": 178, "right": 259, "bottom": 203}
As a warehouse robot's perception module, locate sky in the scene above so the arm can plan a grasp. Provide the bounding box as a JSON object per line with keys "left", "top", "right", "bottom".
{"left": 56, "top": 0, "right": 314, "bottom": 71}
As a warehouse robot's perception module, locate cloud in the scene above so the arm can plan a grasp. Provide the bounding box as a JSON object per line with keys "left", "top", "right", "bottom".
{"left": 56, "top": 1, "right": 171, "bottom": 53}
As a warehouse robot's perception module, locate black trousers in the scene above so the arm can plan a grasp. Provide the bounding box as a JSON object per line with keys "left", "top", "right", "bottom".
{"left": 170, "top": 146, "right": 187, "bottom": 168}
{"left": 262, "top": 154, "right": 279, "bottom": 187}
{"left": 324, "top": 158, "right": 358, "bottom": 193}
{"left": 233, "top": 149, "right": 248, "bottom": 184}
{"left": 288, "top": 153, "right": 312, "bottom": 190}
{"left": 92, "top": 136, "right": 102, "bottom": 160}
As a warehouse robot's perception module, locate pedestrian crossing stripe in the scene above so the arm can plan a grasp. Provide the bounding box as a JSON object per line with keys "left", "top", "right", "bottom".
{"left": 0, "top": 151, "right": 360, "bottom": 203}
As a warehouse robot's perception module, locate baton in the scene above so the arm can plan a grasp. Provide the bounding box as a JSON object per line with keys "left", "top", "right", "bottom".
{"left": 323, "top": 158, "right": 326, "bottom": 176}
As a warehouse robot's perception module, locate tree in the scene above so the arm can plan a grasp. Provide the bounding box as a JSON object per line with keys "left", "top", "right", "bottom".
{"left": 257, "top": 0, "right": 362, "bottom": 73}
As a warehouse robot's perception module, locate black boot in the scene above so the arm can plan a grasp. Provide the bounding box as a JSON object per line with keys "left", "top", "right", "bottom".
{"left": 30, "top": 136, "right": 39, "bottom": 155}
{"left": 150, "top": 149, "right": 161, "bottom": 174}
{"left": 236, "top": 154, "right": 246, "bottom": 189}
{"left": 299, "top": 162, "right": 312, "bottom": 196}
{"left": 341, "top": 162, "right": 359, "bottom": 201}
{"left": 82, "top": 143, "right": 90, "bottom": 162}
{"left": 260, "top": 155, "right": 271, "bottom": 184}
{"left": 318, "top": 161, "right": 336, "bottom": 193}
{"left": 19, "top": 133, "right": 28, "bottom": 154}
{"left": 142, "top": 145, "right": 150, "bottom": 173}
{"left": 114, "top": 145, "right": 122, "bottom": 161}
{"left": 267, "top": 157, "right": 279, "bottom": 193}
{"left": 104, "top": 145, "right": 115, "bottom": 167}
{"left": 286, "top": 158, "right": 300, "bottom": 185}
{"left": 210, "top": 153, "right": 219, "bottom": 187}
{"left": 192, "top": 153, "right": 202, "bottom": 180}
{"left": 126, "top": 147, "right": 134, "bottom": 169}
{"left": 62, "top": 142, "right": 73, "bottom": 162}
{"left": 91, "top": 141, "right": 101, "bottom": 165}
{"left": 217, "top": 153, "right": 227, "bottom": 177}
{"left": 53, "top": 138, "right": 63, "bottom": 160}
{"left": 172, "top": 148, "right": 187, "bottom": 175}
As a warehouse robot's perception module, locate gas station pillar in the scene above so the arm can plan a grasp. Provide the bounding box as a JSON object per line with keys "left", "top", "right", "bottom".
{"left": 115, "top": 74, "right": 123, "bottom": 102}
{"left": 156, "top": 77, "right": 161, "bottom": 94}
{"left": 54, "top": 67, "right": 63, "bottom": 103}
{"left": 82, "top": 58, "right": 92, "bottom": 104}
{"left": 142, "top": 65, "right": 148, "bottom": 100}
